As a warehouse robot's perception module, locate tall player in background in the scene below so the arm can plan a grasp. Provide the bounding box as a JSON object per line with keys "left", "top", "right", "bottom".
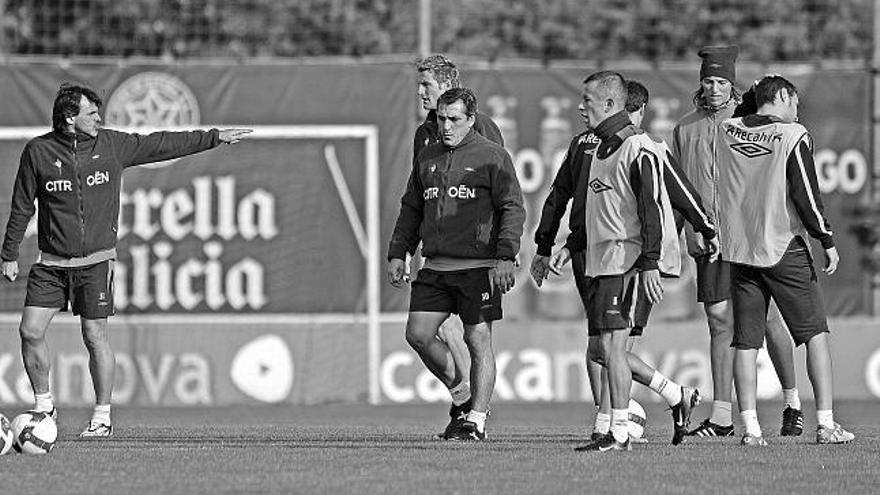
{"left": 0, "top": 83, "right": 251, "bottom": 437}
{"left": 388, "top": 88, "right": 524, "bottom": 441}
{"left": 410, "top": 55, "right": 505, "bottom": 437}
{"left": 673, "top": 46, "right": 802, "bottom": 438}
{"left": 716, "top": 75, "right": 854, "bottom": 446}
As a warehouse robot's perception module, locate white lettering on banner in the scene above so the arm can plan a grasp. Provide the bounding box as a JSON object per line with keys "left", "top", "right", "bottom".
{"left": 114, "top": 241, "right": 267, "bottom": 311}
{"left": 381, "top": 348, "right": 726, "bottom": 403}
{"left": 380, "top": 352, "right": 415, "bottom": 403}
{"left": 0, "top": 352, "right": 212, "bottom": 406}
{"left": 513, "top": 148, "right": 544, "bottom": 193}
{"left": 118, "top": 175, "right": 278, "bottom": 242}
{"left": 866, "top": 348, "right": 880, "bottom": 397}
{"left": 815, "top": 148, "right": 868, "bottom": 194}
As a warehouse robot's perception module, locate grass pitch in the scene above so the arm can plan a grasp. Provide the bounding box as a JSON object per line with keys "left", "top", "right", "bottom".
{"left": 1, "top": 400, "right": 877, "bottom": 494}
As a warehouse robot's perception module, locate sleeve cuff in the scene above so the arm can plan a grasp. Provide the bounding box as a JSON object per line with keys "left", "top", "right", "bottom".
{"left": 820, "top": 236, "right": 835, "bottom": 250}
{"left": 634, "top": 256, "right": 658, "bottom": 271}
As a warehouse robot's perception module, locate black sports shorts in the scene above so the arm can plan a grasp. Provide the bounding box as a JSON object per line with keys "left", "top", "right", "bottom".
{"left": 572, "top": 251, "right": 643, "bottom": 337}
{"left": 730, "top": 237, "right": 828, "bottom": 349}
{"left": 409, "top": 267, "right": 502, "bottom": 325}
{"left": 585, "top": 269, "right": 652, "bottom": 334}
{"left": 695, "top": 255, "right": 731, "bottom": 304}
{"left": 25, "top": 260, "right": 115, "bottom": 319}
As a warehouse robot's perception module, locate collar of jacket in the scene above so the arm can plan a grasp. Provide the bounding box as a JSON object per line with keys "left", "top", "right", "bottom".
{"left": 698, "top": 96, "right": 738, "bottom": 115}
{"left": 741, "top": 113, "right": 785, "bottom": 127}
{"left": 593, "top": 110, "right": 632, "bottom": 141}
{"left": 444, "top": 128, "right": 479, "bottom": 150}
{"left": 52, "top": 129, "right": 96, "bottom": 146}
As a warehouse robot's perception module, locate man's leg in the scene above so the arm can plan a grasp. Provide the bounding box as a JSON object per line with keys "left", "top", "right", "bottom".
{"left": 765, "top": 301, "right": 802, "bottom": 435}
{"left": 804, "top": 332, "right": 854, "bottom": 443}
{"left": 705, "top": 300, "right": 735, "bottom": 426}
{"left": 405, "top": 312, "right": 455, "bottom": 386}
{"left": 603, "top": 328, "right": 632, "bottom": 448}
{"left": 586, "top": 336, "right": 608, "bottom": 438}
{"left": 437, "top": 319, "right": 471, "bottom": 389}
{"left": 80, "top": 317, "right": 115, "bottom": 436}
{"left": 458, "top": 321, "right": 494, "bottom": 438}
{"left": 19, "top": 306, "right": 60, "bottom": 414}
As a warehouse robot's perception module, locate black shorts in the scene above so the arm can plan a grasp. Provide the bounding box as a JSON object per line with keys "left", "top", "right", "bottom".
{"left": 695, "top": 255, "right": 731, "bottom": 303}
{"left": 572, "top": 252, "right": 643, "bottom": 337}
{"left": 25, "top": 261, "right": 115, "bottom": 319}
{"left": 730, "top": 239, "right": 828, "bottom": 349}
{"left": 585, "top": 270, "right": 652, "bottom": 334}
{"left": 409, "top": 268, "right": 502, "bottom": 325}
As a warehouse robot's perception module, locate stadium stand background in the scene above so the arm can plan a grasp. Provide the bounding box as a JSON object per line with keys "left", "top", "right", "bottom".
{"left": 0, "top": 0, "right": 872, "bottom": 61}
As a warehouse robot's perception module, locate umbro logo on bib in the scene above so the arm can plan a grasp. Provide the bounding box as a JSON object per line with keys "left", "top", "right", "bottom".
{"left": 589, "top": 178, "right": 612, "bottom": 193}
{"left": 730, "top": 142, "right": 772, "bottom": 158}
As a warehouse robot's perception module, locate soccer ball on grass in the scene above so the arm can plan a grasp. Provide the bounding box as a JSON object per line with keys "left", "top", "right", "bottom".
{"left": 10, "top": 410, "right": 57, "bottom": 454}
{"left": 628, "top": 399, "right": 647, "bottom": 439}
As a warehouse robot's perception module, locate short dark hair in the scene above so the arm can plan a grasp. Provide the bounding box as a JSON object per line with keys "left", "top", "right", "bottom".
{"left": 625, "top": 80, "right": 649, "bottom": 113}
{"left": 52, "top": 83, "right": 102, "bottom": 132}
{"left": 583, "top": 71, "right": 627, "bottom": 107}
{"left": 437, "top": 87, "right": 477, "bottom": 117}
{"left": 733, "top": 87, "right": 757, "bottom": 117}
{"left": 416, "top": 54, "right": 461, "bottom": 89}
{"left": 753, "top": 75, "right": 797, "bottom": 108}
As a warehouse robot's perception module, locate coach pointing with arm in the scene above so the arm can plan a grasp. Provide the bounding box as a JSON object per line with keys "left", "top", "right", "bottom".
{"left": 1, "top": 83, "right": 250, "bottom": 437}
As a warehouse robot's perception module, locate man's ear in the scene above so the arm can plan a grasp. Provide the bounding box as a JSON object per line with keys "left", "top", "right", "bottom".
{"left": 778, "top": 90, "right": 791, "bottom": 105}
{"left": 66, "top": 116, "right": 75, "bottom": 124}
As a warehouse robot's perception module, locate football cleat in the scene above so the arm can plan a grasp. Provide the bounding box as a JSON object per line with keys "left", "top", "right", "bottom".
{"left": 780, "top": 406, "right": 804, "bottom": 436}
{"left": 741, "top": 433, "right": 768, "bottom": 446}
{"left": 447, "top": 420, "right": 485, "bottom": 441}
{"left": 816, "top": 423, "right": 854, "bottom": 444}
{"left": 670, "top": 386, "right": 701, "bottom": 445}
{"left": 688, "top": 418, "right": 734, "bottom": 437}
{"left": 575, "top": 433, "right": 631, "bottom": 452}
{"left": 79, "top": 421, "right": 113, "bottom": 438}
{"left": 436, "top": 399, "right": 472, "bottom": 440}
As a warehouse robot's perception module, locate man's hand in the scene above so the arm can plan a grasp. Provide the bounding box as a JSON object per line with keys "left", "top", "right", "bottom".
{"left": 1, "top": 260, "right": 18, "bottom": 282}
{"left": 549, "top": 247, "right": 571, "bottom": 275}
{"left": 823, "top": 246, "right": 839, "bottom": 275}
{"left": 386, "top": 258, "right": 409, "bottom": 288}
{"left": 492, "top": 259, "right": 517, "bottom": 294}
{"left": 530, "top": 254, "right": 551, "bottom": 287}
{"left": 705, "top": 236, "right": 721, "bottom": 263}
{"left": 640, "top": 269, "right": 663, "bottom": 304}
{"left": 218, "top": 129, "right": 253, "bottom": 144}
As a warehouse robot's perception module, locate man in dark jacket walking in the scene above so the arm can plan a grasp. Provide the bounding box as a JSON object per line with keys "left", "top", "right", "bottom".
{"left": 1, "top": 83, "right": 251, "bottom": 437}
{"left": 388, "top": 87, "right": 524, "bottom": 441}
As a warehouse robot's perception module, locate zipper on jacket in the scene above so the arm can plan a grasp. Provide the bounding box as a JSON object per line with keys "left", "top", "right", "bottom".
{"left": 73, "top": 135, "right": 86, "bottom": 256}
{"left": 435, "top": 148, "right": 453, "bottom": 246}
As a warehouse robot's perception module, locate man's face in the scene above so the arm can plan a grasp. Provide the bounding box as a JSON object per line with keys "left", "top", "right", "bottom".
{"left": 700, "top": 76, "right": 733, "bottom": 108}
{"left": 417, "top": 71, "right": 451, "bottom": 111}
{"left": 578, "top": 82, "right": 609, "bottom": 130}
{"left": 779, "top": 90, "right": 799, "bottom": 123}
{"left": 436, "top": 99, "right": 474, "bottom": 147}
{"left": 73, "top": 95, "right": 102, "bottom": 137}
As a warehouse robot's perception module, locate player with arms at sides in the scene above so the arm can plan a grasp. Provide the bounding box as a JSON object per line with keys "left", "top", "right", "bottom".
{"left": 410, "top": 55, "right": 505, "bottom": 437}
{"left": 716, "top": 75, "right": 854, "bottom": 446}
{"left": 1, "top": 83, "right": 251, "bottom": 437}
{"left": 549, "top": 72, "right": 716, "bottom": 451}
{"left": 673, "top": 46, "right": 801, "bottom": 439}
{"left": 387, "top": 88, "right": 524, "bottom": 441}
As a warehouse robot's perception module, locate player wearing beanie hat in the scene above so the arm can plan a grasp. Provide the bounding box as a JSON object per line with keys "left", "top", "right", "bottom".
{"left": 698, "top": 45, "right": 738, "bottom": 84}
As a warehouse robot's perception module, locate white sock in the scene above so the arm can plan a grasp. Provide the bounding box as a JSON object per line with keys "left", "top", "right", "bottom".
{"left": 467, "top": 410, "right": 488, "bottom": 433}
{"left": 741, "top": 409, "right": 762, "bottom": 437}
{"left": 34, "top": 392, "right": 54, "bottom": 413}
{"left": 817, "top": 409, "right": 834, "bottom": 429}
{"left": 649, "top": 371, "right": 682, "bottom": 406}
{"left": 611, "top": 409, "right": 629, "bottom": 443}
{"left": 710, "top": 400, "right": 733, "bottom": 426}
{"left": 782, "top": 388, "right": 801, "bottom": 410}
{"left": 92, "top": 404, "right": 111, "bottom": 425}
{"left": 594, "top": 412, "right": 611, "bottom": 434}
{"left": 449, "top": 382, "right": 471, "bottom": 406}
